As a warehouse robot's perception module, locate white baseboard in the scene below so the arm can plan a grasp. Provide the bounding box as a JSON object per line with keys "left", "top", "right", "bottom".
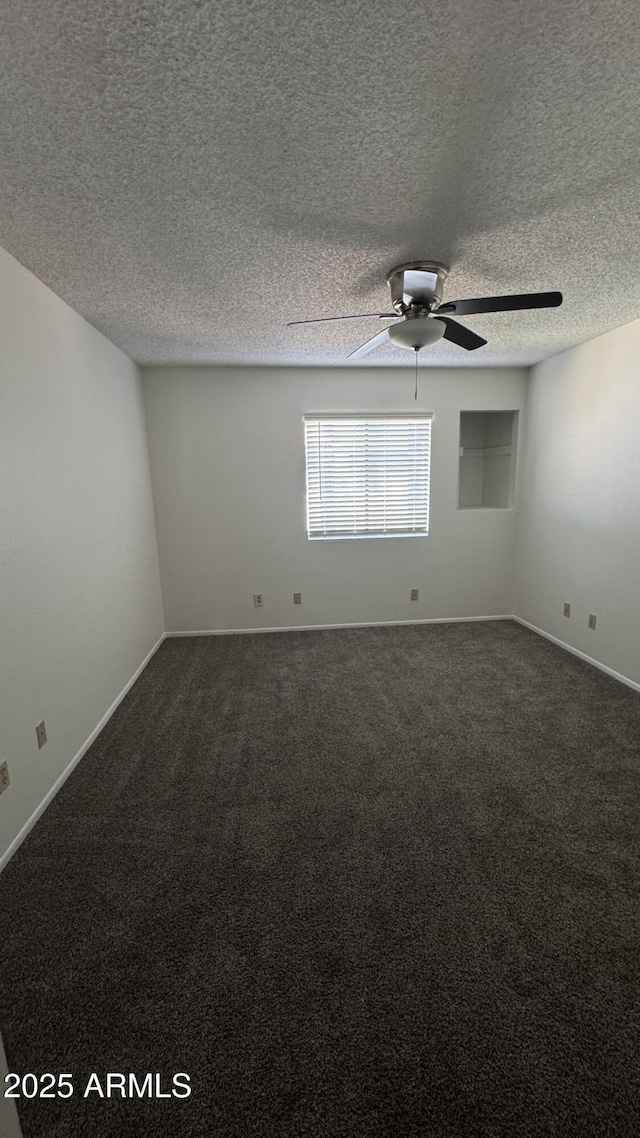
{"left": 513, "top": 617, "right": 640, "bottom": 693}
{"left": 0, "top": 633, "right": 166, "bottom": 876}
{"left": 165, "top": 615, "right": 513, "bottom": 636}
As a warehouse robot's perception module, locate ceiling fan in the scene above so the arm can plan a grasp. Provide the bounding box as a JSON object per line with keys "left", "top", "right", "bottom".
{"left": 287, "top": 262, "right": 562, "bottom": 359}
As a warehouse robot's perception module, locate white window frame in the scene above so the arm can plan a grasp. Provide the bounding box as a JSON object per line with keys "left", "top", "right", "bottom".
{"left": 304, "top": 413, "right": 433, "bottom": 541}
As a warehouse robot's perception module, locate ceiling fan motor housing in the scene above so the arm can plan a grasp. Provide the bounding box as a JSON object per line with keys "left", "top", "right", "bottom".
{"left": 387, "top": 261, "right": 449, "bottom": 314}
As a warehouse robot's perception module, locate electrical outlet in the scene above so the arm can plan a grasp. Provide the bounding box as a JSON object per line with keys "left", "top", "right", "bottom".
{"left": 563, "top": 602, "right": 571, "bottom": 618}
{"left": 36, "top": 720, "right": 47, "bottom": 749}
{"left": 410, "top": 588, "right": 419, "bottom": 602}
{"left": 293, "top": 592, "right": 302, "bottom": 605}
{"left": 253, "top": 593, "right": 264, "bottom": 608}
{"left": 0, "top": 761, "right": 9, "bottom": 795}
{"left": 588, "top": 614, "right": 597, "bottom": 630}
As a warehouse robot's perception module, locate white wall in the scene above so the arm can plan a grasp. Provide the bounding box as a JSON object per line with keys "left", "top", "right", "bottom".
{"left": 514, "top": 318, "right": 640, "bottom": 686}
{"left": 142, "top": 365, "right": 527, "bottom": 632}
{"left": 0, "top": 247, "right": 164, "bottom": 865}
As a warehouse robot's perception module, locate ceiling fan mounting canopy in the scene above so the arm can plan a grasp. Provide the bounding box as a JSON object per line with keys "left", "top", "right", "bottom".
{"left": 287, "top": 260, "right": 563, "bottom": 359}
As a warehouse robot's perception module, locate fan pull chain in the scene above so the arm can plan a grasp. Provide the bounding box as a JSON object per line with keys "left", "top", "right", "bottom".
{"left": 414, "top": 348, "right": 418, "bottom": 400}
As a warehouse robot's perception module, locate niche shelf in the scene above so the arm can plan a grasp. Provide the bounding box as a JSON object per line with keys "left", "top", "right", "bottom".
{"left": 458, "top": 410, "right": 518, "bottom": 509}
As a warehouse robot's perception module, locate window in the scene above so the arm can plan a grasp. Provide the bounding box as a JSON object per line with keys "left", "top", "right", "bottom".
{"left": 304, "top": 414, "right": 432, "bottom": 540}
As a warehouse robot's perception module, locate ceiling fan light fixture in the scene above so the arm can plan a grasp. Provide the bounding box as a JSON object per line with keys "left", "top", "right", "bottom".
{"left": 387, "top": 316, "right": 445, "bottom": 351}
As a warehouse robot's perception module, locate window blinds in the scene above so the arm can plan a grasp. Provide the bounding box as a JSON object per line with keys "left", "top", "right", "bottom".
{"left": 304, "top": 415, "right": 432, "bottom": 540}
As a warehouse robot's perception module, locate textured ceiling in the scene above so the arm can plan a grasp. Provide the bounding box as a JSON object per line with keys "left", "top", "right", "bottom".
{"left": 2, "top": 0, "right": 640, "bottom": 367}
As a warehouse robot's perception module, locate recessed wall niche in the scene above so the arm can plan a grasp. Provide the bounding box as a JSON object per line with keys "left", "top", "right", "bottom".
{"left": 458, "top": 411, "right": 518, "bottom": 509}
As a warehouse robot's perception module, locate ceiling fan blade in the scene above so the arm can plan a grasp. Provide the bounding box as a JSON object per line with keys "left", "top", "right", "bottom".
{"left": 436, "top": 318, "right": 487, "bottom": 351}
{"left": 346, "top": 328, "right": 390, "bottom": 360}
{"left": 435, "top": 291, "right": 563, "bottom": 317}
{"left": 287, "top": 312, "right": 396, "bottom": 326}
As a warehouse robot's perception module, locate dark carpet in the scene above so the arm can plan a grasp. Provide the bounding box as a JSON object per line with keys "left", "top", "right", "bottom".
{"left": 1, "top": 620, "right": 640, "bottom": 1137}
